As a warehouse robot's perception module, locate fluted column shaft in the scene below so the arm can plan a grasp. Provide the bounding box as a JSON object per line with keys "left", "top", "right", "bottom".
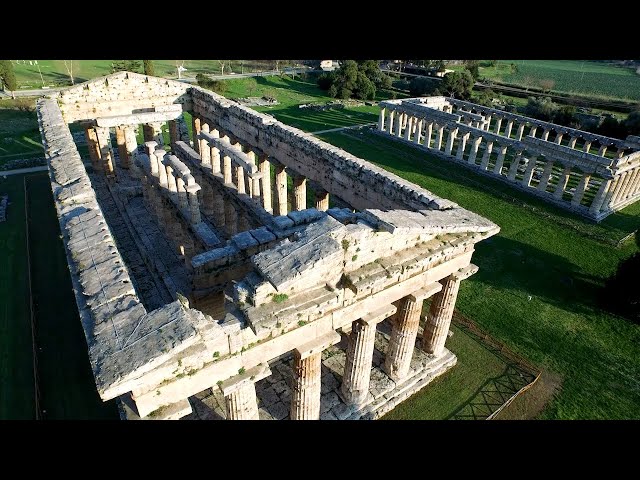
{"left": 223, "top": 155, "right": 232, "bottom": 184}
{"left": 493, "top": 145, "right": 508, "bottom": 175}
{"left": 293, "top": 174, "right": 307, "bottom": 211}
{"left": 341, "top": 319, "right": 376, "bottom": 406}
{"left": 480, "top": 141, "right": 494, "bottom": 170}
{"left": 553, "top": 165, "right": 572, "bottom": 199}
{"left": 192, "top": 116, "right": 201, "bottom": 153}
{"left": 225, "top": 383, "right": 259, "bottom": 420}
{"left": 507, "top": 151, "right": 524, "bottom": 181}
{"left": 589, "top": 179, "right": 612, "bottom": 215}
{"left": 199, "top": 124, "right": 211, "bottom": 167}
{"left": 378, "top": 108, "right": 386, "bottom": 131}
{"left": 537, "top": 160, "right": 555, "bottom": 192}
{"left": 435, "top": 125, "right": 444, "bottom": 150}
{"left": 516, "top": 123, "right": 525, "bottom": 141}
{"left": 291, "top": 351, "right": 322, "bottom": 420}
{"left": 95, "top": 126, "right": 115, "bottom": 176}
{"left": 85, "top": 127, "right": 102, "bottom": 171}
{"left": 468, "top": 136, "right": 482, "bottom": 165}
{"left": 258, "top": 155, "right": 272, "bottom": 212}
{"left": 383, "top": 297, "right": 423, "bottom": 381}
{"left": 522, "top": 156, "right": 538, "bottom": 187}
{"left": 422, "top": 275, "right": 462, "bottom": 356}
{"left": 315, "top": 189, "right": 329, "bottom": 211}
{"left": 445, "top": 127, "right": 458, "bottom": 155}
{"left": 275, "top": 163, "right": 288, "bottom": 216}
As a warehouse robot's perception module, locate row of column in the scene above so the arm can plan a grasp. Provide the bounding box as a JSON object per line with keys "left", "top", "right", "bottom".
{"left": 220, "top": 267, "right": 473, "bottom": 420}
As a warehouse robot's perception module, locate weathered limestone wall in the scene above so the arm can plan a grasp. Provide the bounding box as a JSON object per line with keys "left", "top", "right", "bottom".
{"left": 57, "top": 72, "right": 191, "bottom": 124}
{"left": 378, "top": 97, "right": 640, "bottom": 221}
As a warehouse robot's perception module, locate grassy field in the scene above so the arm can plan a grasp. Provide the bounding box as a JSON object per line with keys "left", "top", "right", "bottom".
{"left": 0, "top": 173, "right": 118, "bottom": 419}
{"left": 0, "top": 175, "right": 34, "bottom": 419}
{"left": 0, "top": 102, "right": 44, "bottom": 167}
{"left": 479, "top": 60, "right": 640, "bottom": 102}
{"left": 318, "top": 129, "right": 640, "bottom": 419}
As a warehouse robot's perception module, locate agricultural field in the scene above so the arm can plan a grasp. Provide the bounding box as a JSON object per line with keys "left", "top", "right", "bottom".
{"left": 479, "top": 60, "right": 640, "bottom": 102}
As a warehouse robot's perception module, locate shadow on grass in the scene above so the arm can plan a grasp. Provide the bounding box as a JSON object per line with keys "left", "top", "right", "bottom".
{"left": 255, "top": 75, "right": 326, "bottom": 100}
{"left": 267, "top": 105, "right": 377, "bottom": 132}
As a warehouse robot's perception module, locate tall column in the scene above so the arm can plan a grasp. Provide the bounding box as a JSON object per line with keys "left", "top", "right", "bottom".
{"left": 156, "top": 149, "right": 168, "bottom": 189}
{"left": 615, "top": 148, "right": 626, "bottom": 159}
{"left": 168, "top": 120, "right": 179, "bottom": 150}
{"left": 507, "top": 150, "right": 524, "bottom": 181}
{"left": 494, "top": 117, "right": 503, "bottom": 135}
{"left": 258, "top": 155, "right": 272, "bottom": 213}
{"left": 568, "top": 137, "right": 577, "bottom": 149}
{"left": 275, "top": 162, "right": 288, "bottom": 216}
{"left": 378, "top": 107, "right": 386, "bottom": 131}
{"left": 444, "top": 127, "right": 458, "bottom": 156}
{"left": 123, "top": 126, "right": 137, "bottom": 170}
{"left": 145, "top": 141, "right": 159, "bottom": 177}
{"left": 142, "top": 123, "right": 154, "bottom": 143}
{"left": 422, "top": 265, "right": 477, "bottom": 356}
{"left": 341, "top": 305, "right": 396, "bottom": 407}
{"left": 84, "top": 127, "right": 102, "bottom": 171}
{"left": 414, "top": 119, "right": 423, "bottom": 144}
{"left": 571, "top": 174, "right": 591, "bottom": 207}
{"left": 165, "top": 165, "right": 177, "bottom": 200}
{"left": 210, "top": 129, "right": 221, "bottom": 173}
{"left": 484, "top": 114, "right": 492, "bottom": 131}
{"left": 425, "top": 122, "right": 433, "bottom": 148}
{"left": 516, "top": 123, "right": 525, "bottom": 141}
{"left": 220, "top": 364, "right": 271, "bottom": 420}
{"left": 521, "top": 155, "right": 538, "bottom": 187}
{"left": 95, "top": 127, "right": 115, "bottom": 176}
{"left": 394, "top": 112, "right": 402, "bottom": 136}
{"left": 583, "top": 140, "right": 592, "bottom": 154}
{"left": 610, "top": 172, "right": 630, "bottom": 206}
{"left": 554, "top": 132, "right": 564, "bottom": 145}
{"left": 435, "top": 125, "right": 444, "bottom": 150}
{"left": 619, "top": 169, "right": 638, "bottom": 201}
{"left": 529, "top": 126, "right": 538, "bottom": 138}
{"left": 191, "top": 116, "right": 201, "bottom": 153}
{"left": 236, "top": 165, "right": 246, "bottom": 194}
{"left": 177, "top": 176, "right": 188, "bottom": 211}
{"left": 199, "top": 124, "right": 211, "bottom": 168}
{"left": 479, "top": 140, "right": 494, "bottom": 170}
{"left": 223, "top": 155, "right": 232, "bottom": 184}
{"left": 597, "top": 144, "right": 608, "bottom": 157}
{"left": 383, "top": 283, "right": 443, "bottom": 381}
{"left": 505, "top": 119, "right": 514, "bottom": 138}
{"left": 293, "top": 174, "right": 307, "bottom": 211}
{"left": 589, "top": 179, "right": 612, "bottom": 216}
{"left": 291, "top": 332, "right": 340, "bottom": 420}
{"left": 115, "top": 126, "right": 128, "bottom": 168}
{"left": 493, "top": 145, "right": 508, "bottom": 175}
{"left": 537, "top": 160, "right": 555, "bottom": 192}
{"left": 187, "top": 184, "right": 202, "bottom": 224}
{"left": 456, "top": 133, "right": 469, "bottom": 161}
{"left": 315, "top": 189, "right": 329, "bottom": 211}
{"left": 541, "top": 128, "right": 550, "bottom": 141}
{"left": 404, "top": 116, "right": 413, "bottom": 140}
{"left": 224, "top": 201, "right": 237, "bottom": 235}
{"left": 468, "top": 136, "right": 482, "bottom": 165}
{"left": 601, "top": 176, "right": 620, "bottom": 210}
{"left": 387, "top": 111, "right": 395, "bottom": 136}
{"left": 553, "top": 165, "right": 572, "bottom": 199}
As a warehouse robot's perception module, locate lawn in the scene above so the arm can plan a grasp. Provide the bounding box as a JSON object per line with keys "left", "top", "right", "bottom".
{"left": 318, "top": 129, "right": 640, "bottom": 419}
{"left": 0, "top": 102, "right": 44, "bottom": 167}
{"left": 479, "top": 60, "right": 640, "bottom": 102}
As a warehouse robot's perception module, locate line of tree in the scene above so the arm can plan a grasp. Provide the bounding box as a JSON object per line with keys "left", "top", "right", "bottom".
{"left": 317, "top": 60, "right": 392, "bottom": 100}
{"left": 196, "top": 73, "right": 226, "bottom": 94}
{"left": 143, "top": 60, "right": 155, "bottom": 76}
{"left": 0, "top": 60, "right": 17, "bottom": 98}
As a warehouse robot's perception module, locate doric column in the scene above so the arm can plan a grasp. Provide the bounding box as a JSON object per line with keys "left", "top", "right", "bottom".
{"left": 521, "top": 155, "right": 538, "bottom": 187}
{"left": 258, "top": 154, "right": 272, "bottom": 213}
{"left": 165, "top": 165, "right": 177, "bottom": 199}
{"left": 619, "top": 169, "right": 638, "bottom": 202}
{"left": 394, "top": 112, "right": 402, "bottom": 136}
{"left": 274, "top": 162, "right": 288, "bottom": 216}
{"left": 615, "top": 148, "right": 626, "bottom": 159}
{"left": 388, "top": 110, "right": 395, "bottom": 136}
{"left": 507, "top": 150, "right": 524, "bottom": 181}
{"left": 589, "top": 179, "right": 612, "bottom": 216}
{"left": 529, "top": 126, "right": 538, "bottom": 138}
{"left": 571, "top": 174, "right": 591, "bottom": 207}
{"left": 144, "top": 141, "right": 159, "bottom": 177}
{"left": 95, "top": 127, "right": 115, "bottom": 176}
{"left": 553, "top": 165, "right": 572, "bottom": 199}
{"left": 493, "top": 144, "right": 508, "bottom": 175}
{"left": 484, "top": 114, "right": 492, "bottom": 131}
{"left": 149, "top": 122, "right": 164, "bottom": 146}
{"left": 341, "top": 305, "right": 396, "bottom": 407}
{"left": 123, "top": 126, "right": 137, "bottom": 170}
{"left": 291, "top": 332, "right": 341, "bottom": 420}
{"left": 414, "top": 119, "right": 423, "bottom": 144}
{"left": 224, "top": 201, "right": 237, "bottom": 235}
{"left": 541, "top": 128, "right": 550, "bottom": 141}
{"left": 378, "top": 107, "right": 386, "bottom": 131}
{"left": 583, "top": 140, "right": 592, "bottom": 154}
{"left": 186, "top": 184, "right": 202, "bottom": 224}
{"left": 422, "top": 265, "right": 477, "bottom": 356}
{"left": 610, "top": 172, "right": 630, "bottom": 206}
{"left": 597, "top": 144, "right": 608, "bottom": 157}
{"left": 142, "top": 123, "right": 154, "bottom": 143}
{"left": 479, "top": 140, "right": 494, "bottom": 170}
{"left": 404, "top": 116, "right": 413, "bottom": 140}
{"left": 505, "top": 119, "right": 514, "bottom": 138}
{"left": 601, "top": 176, "right": 620, "bottom": 210}
{"left": 315, "top": 189, "right": 329, "bottom": 211}
{"left": 156, "top": 149, "right": 168, "bottom": 189}
{"left": 191, "top": 116, "right": 201, "bottom": 153}
{"left": 516, "top": 123, "right": 525, "bottom": 141}
{"left": 210, "top": 129, "right": 221, "bottom": 173}
{"left": 494, "top": 117, "right": 503, "bottom": 135}
{"left": 444, "top": 127, "right": 458, "bottom": 156}
{"left": 236, "top": 165, "right": 246, "bottom": 194}
{"left": 425, "top": 122, "right": 433, "bottom": 147}
{"left": 199, "top": 124, "right": 211, "bottom": 168}
{"left": 220, "top": 364, "right": 271, "bottom": 420}
{"left": 223, "top": 154, "right": 232, "bottom": 185}
{"left": 456, "top": 132, "right": 470, "bottom": 161}
{"left": 84, "top": 127, "right": 102, "bottom": 171}
{"left": 435, "top": 125, "right": 444, "bottom": 150}
{"left": 177, "top": 176, "right": 189, "bottom": 211}
{"left": 383, "top": 283, "right": 443, "bottom": 381}
{"left": 115, "top": 126, "right": 128, "bottom": 168}
{"left": 554, "top": 132, "right": 564, "bottom": 145}
{"left": 537, "top": 160, "right": 555, "bottom": 192}
{"left": 168, "top": 119, "right": 179, "bottom": 149}
{"left": 468, "top": 136, "right": 482, "bottom": 165}
{"left": 568, "top": 137, "right": 577, "bottom": 149}
{"left": 293, "top": 174, "right": 307, "bottom": 211}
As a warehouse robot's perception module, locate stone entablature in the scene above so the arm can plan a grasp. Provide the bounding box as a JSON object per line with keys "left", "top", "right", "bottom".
{"left": 378, "top": 97, "right": 640, "bottom": 221}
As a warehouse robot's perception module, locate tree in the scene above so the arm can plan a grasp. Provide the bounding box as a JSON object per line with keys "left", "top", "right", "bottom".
{"left": 409, "top": 76, "right": 438, "bottom": 97}
{"left": 624, "top": 108, "right": 640, "bottom": 136}
{"left": 217, "top": 60, "right": 231, "bottom": 75}
{"left": 63, "top": 60, "right": 75, "bottom": 85}
{"left": 143, "top": 60, "right": 155, "bottom": 76}
{"left": 464, "top": 60, "right": 480, "bottom": 81}
{"left": 112, "top": 60, "right": 142, "bottom": 74}
{"left": 0, "top": 60, "right": 17, "bottom": 98}
{"left": 356, "top": 60, "right": 392, "bottom": 89}
{"left": 523, "top": 96, "right": 558, "bottom": 121}
{"left": 321, "top": 60, "right": 376, "bottom": 100}
{"left": 437, "top": 70, "right": 474, "bottom": 99}
{"left": 553, "top": 105, "right": 578, "bottom": 127}
{"left": 196, "top": 73, "right": 226, "bottom": 94}
{"left": 317, "top": 72, "right": 335, "bottom": 90}
{"left": 600, "top": 252, "right": 640, "bottom": 324}
{"left": 539, "top": 78, "right": 555, "bottom": 93}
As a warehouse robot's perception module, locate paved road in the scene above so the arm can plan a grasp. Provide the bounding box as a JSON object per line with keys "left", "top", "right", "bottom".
{"left": 0, "top": 166, "right": 48, "bottom": 176}
{"left": 0, "top": 67, "right": 313, "bottom": 98}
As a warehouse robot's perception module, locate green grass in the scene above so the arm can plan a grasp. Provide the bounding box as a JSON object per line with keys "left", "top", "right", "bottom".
{"left": 318, "top": 129, "right": 640, "bottom": 419}
{"left": 479, "top": 60, "right": 640, "bottom": 102}
{"left": 0, "top": 175, "right": 34, "bottom": 419}
{"left": 0, "top": 103, "right": 44, "bottom": 166}
{"left": 383, "top": 324, "right": 509, "bottom": 419}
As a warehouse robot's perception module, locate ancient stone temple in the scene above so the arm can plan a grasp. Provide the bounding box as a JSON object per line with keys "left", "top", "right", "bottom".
{"left": 36, "top": 72, "right": 499, "bottom": 420}
{"left": 377, "top": 97, "right": 640, "bottom": 221}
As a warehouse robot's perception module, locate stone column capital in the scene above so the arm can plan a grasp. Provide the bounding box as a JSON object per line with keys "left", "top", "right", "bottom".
{"left": 295, "top": 331, "right": 341, "bottom": 359}
{"left": 218, "top": 363, "right": 272, "bottom": 397}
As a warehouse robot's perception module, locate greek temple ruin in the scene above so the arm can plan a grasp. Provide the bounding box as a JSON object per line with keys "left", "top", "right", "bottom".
{"left": 36, "top": 72, "right": 499, "bottom": 420}
{"left": 378, "top": 97, "right": 640, "bottom": 221}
